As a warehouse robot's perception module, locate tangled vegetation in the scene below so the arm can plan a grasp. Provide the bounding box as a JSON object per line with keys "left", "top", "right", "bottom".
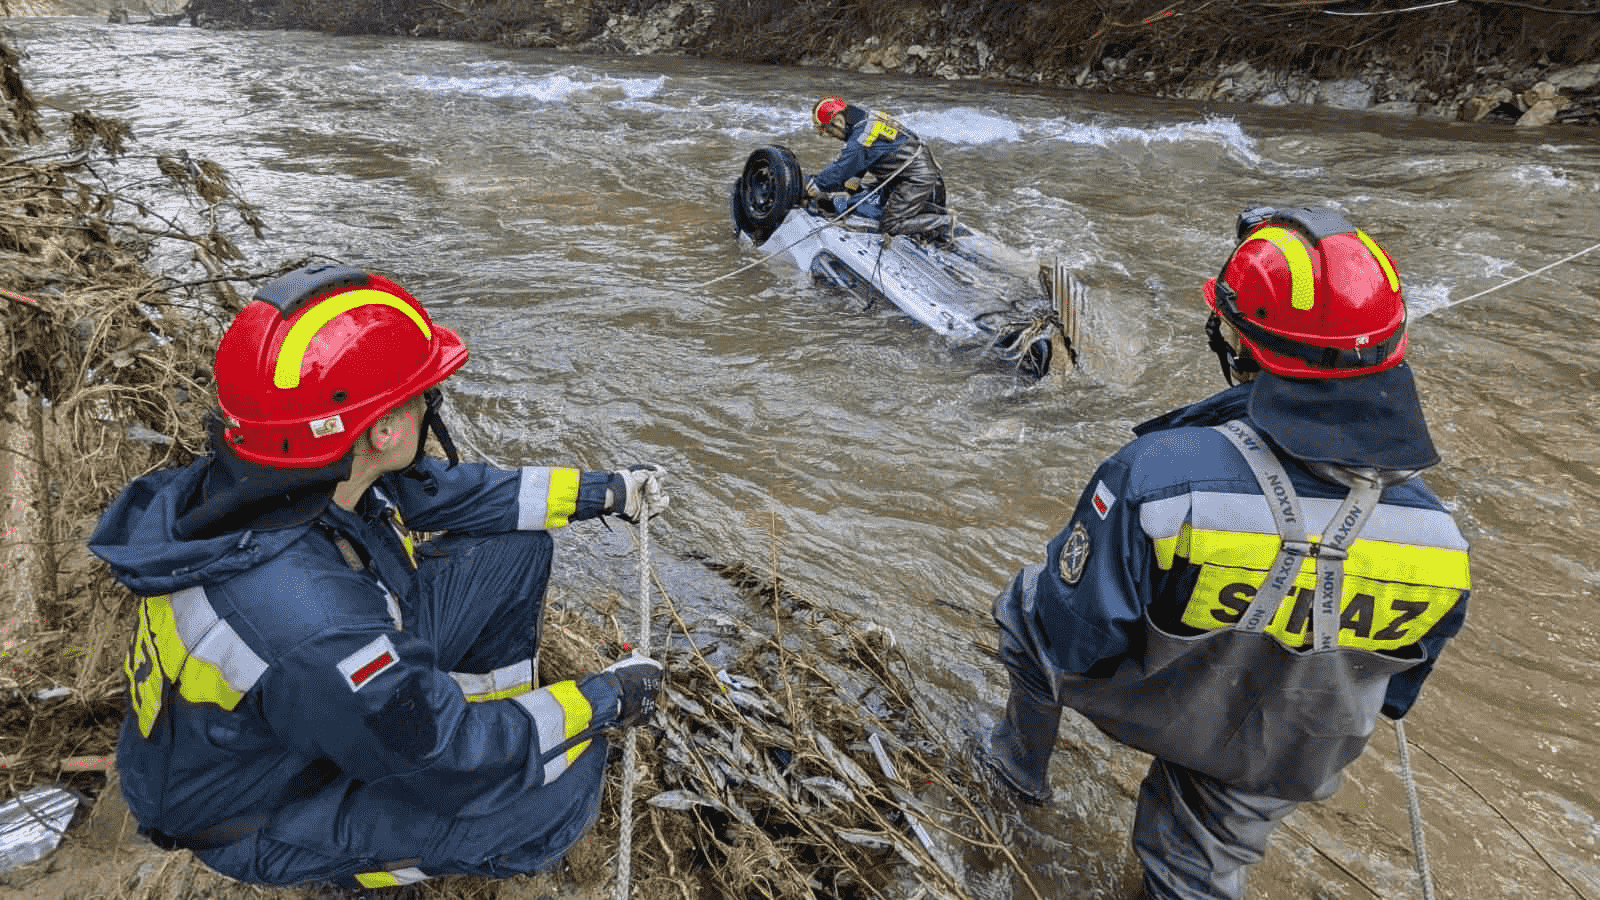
{"left": 0, "top": 30, "right": 264, "bottom": 770}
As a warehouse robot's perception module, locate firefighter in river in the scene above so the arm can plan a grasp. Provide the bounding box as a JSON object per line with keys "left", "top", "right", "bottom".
{"left": 806, "top": 95, "right": 956, "bottom": 246}
{"left": 89, "top": 263, "right": 668, "bottom": 888}
{"left": 976, "top": 206, "right": 1472, "bottom": 900}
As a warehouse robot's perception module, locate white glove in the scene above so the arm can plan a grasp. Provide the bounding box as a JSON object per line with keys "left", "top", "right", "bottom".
{"left": 804, "top": 178, "right": 820, "bottom": 199}
{"left": 606, "top": 464, "right": 669, "bottom": 522}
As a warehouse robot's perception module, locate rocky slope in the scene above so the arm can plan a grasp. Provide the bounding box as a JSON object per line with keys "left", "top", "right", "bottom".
{"left": 9, "top": 0, "right": 1600, "bottom": 124}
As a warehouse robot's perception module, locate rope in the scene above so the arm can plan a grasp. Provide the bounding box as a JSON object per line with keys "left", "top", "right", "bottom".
{"left": 613, "top": 507, "right": 653, "bottom": 900}
{"left": 1394, "top": 719, "right": 1437, "bottom": 900}
{"left": 1324, "top": 0, "right": 1457, "bottom": 15}
{"left": 694, "top": 214, "right": 848, "bottom": 290}
{"left": 1422, "top": 238, "right": 1600, "bottom": 317}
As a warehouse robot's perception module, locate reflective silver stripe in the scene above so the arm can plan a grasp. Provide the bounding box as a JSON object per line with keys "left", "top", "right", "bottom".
{"left": 1187, "top": 491, "right": 1465, "bottom": 549}
{"left": 516, "top": 466, "right": 556, "bottom": 531}
{"left": 168, "top": 586, "right": 268, "bottom": 691}
{"left": 513, "top": 687, "right": 575, "bottom": 782}
{"left": 1140, "top": 494, "right": 1192, "bottom": 541}
{"left": 386, "top": 867, "right": 428, "bottom": 886}
{"left": 450, "top": 660, "right": 533, "bottom": 701}
{"left": 383, "top": 587, "right": 402, "bottom": 631}
{"left": 1141, "top": 483, "right": 1466, "bottom": 551}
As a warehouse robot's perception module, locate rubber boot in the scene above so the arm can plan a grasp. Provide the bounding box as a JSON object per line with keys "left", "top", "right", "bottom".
{"left": 976, "top": 684, "right": 1061, "bottom": 806}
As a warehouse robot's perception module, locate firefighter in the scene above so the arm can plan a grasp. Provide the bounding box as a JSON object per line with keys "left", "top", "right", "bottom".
{"left": 978, "top": 206, "right": 1471, "bottom": 899}
{"left": 90, "top": 263, "right": 668, "bottom": 888}
{"left": 806, "top": 95, "right": 954, "bottom": 245}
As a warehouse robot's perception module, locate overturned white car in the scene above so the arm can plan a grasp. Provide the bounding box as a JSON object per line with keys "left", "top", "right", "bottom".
{"left": 729, "top": 145, "right": 1079, "bottom": 380}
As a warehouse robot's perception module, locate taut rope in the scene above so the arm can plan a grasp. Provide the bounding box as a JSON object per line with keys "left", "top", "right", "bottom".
{"left": 613, "top": 507, "right": 653, "bottom": 900}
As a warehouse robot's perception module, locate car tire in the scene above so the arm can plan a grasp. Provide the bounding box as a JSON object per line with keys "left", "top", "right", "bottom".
{"left": 731, "top": 145, "right": 803, "bottom": 243}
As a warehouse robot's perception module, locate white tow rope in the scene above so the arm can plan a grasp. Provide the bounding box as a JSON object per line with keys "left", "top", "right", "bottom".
{"left": 1418, "top": 238, "right": 1600, "bottom": 318}
{"left": 1395, "top": 719, "right": 1438, "bottom": 900}
{"left": 613, "top": 507, "right": 652, "bottom": 900}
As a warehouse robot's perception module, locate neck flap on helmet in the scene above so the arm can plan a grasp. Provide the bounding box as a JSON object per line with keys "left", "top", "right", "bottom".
{"left": 176, "top": 414, "right": 352, "bottom": 540}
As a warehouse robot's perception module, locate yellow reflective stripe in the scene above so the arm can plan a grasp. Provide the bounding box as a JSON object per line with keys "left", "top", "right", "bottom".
{"left": 145, "top": 595, "right": 251, "bottom": 712}
{"left": 467, "top": 683, "right": 531, "bottom": 702}
{"left": 1249, "top": 226, "right": 1315, "bottom": 310}
{"left": 1356, "top": 229, "right": 1401, "bottom": 292}
{"left": 1185, "top": 528, "right": 1470, "bottom": 589}
{"left": 124, "top": 589, "right": 269, "bottom": 739}
{"left": 1181, "top": 564, "right": 1461, "bottom": 651}
{"left": 390, "top": 508, "right": 416, "bottom": 568}
{"left": 546, "top": 679, "right": 594, "bottom": 766}
{"left": 355, "top": 868, "right": 429, "bottom": 888}
{"left": 545, "top": 467, "right": 580, "bottom": 529}
{"left": 546, "top": 679, "right": 592, "bottom": 738}
{"left": 272, "top": 289, "right": 431, "bottom": 389}
{"left": 862, "top": 118, "right": 898, "bottom": 146}
{"left": 1150, "top": 522, "right": 1191, "bottom": 571}
{"left": 1175, "top": 527, "right": 1469, "bottom": 650}
{"left": 126, "top": 599, "right": 165, "bottom": 738}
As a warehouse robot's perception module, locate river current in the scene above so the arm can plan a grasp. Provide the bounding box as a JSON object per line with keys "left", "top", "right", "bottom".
{"left": 7, "top": 16, "right": 1599, "bottom": 899}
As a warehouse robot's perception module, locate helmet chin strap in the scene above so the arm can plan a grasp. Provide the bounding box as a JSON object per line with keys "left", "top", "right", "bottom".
{"left": 1205, "top": 312, "right": 1259, "bottom": 386}
{"left": 408, "top": 388, "right": 461, "bottom": 472}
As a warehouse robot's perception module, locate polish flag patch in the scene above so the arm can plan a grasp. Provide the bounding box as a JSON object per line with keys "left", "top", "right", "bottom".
{"left": 338, "top": 635, "right": 399, "bottom": 692}
{"left": 1091, "top": 480, "right": 1117, "bottom": 519}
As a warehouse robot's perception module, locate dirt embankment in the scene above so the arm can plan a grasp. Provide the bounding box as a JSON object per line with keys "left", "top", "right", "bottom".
{"left": 110, "top": 0, "right": 1600, "bottom": 126}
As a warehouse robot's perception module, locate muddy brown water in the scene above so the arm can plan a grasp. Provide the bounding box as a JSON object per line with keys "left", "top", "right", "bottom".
{"left": 8, "top": 15, "right": 1599, "bottom": 899}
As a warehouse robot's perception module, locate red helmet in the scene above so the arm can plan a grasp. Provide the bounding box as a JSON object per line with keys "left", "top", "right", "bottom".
{"left": 1203, "top": 206, "right": 1406, "bottom": 380}
{"left": 214, "top": 264, "right": 468, "bottom": 469}
{"left": 813, "top": 96, "right": 849, "bottom": 131}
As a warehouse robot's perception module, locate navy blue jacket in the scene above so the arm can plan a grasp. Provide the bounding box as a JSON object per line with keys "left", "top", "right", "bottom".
{"left": 90, "top": 453, "right": 619, "bottom": 842}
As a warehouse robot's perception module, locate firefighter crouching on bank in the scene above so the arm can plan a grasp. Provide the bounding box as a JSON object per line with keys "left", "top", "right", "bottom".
{"left": 89, "top": 263, "right": 667, "bottom": 889}
{"left": 978, "top": 206, "right": 1471, "bottom": 900}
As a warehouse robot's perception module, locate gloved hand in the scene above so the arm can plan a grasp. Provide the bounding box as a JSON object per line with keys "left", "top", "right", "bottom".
{"left": 606, "top": 464, "right": 669, "bottom": 522}
{"left": 843, "top": 177, "right": 861, "bottom": 192}
{"left": 603, "top": 653, "right": 663, "bottom": 728}
{"left": 804, "top": 178, "right": 820, "bottom": 199}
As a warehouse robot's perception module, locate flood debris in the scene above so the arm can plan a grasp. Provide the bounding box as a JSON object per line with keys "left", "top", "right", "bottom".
{"left": 0, "top": 29, "right": 313, "bottom": 829}
{"left": 0, "top": 785, "right": 78, "bottom": 874}
{"left": 575, "top": 558, "right": 1048, "bottom": 900}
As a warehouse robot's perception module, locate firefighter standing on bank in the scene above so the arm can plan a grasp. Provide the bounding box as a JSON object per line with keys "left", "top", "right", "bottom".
{"left": 90, "top": 264, "right": 667, "bottom": 888}
{"left": 978, "top": 206, "right": 1472, "bottom": 899}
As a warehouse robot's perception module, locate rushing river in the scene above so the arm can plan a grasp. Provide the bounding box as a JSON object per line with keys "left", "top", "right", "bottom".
{"left": 8, "top": 15, "right": 1599, "bottom": 899}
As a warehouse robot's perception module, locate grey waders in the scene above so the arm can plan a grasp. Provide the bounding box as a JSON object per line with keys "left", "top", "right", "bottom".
{"left": 978, "top": 682, "right": 1061, "bottom": 806}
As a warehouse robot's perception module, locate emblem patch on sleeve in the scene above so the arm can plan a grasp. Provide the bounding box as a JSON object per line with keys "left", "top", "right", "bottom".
{"left": 1058, "top": 521, "right": 1091, "bottom": 585}
{"left": 338, "top": 635, "right": 399, "bottom": 692}
{"left": 1091, "top": 480, "right": 1117, "bottom": 519}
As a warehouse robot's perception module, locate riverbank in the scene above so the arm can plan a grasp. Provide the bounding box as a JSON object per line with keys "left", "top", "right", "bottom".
{"left": 100, "top": 0, "right": 1600, "bottom": 127}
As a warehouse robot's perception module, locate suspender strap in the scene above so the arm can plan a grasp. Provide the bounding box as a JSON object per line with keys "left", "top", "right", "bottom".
{"left": 1212, "top": 420, "right": 1383, "bottom": 652}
